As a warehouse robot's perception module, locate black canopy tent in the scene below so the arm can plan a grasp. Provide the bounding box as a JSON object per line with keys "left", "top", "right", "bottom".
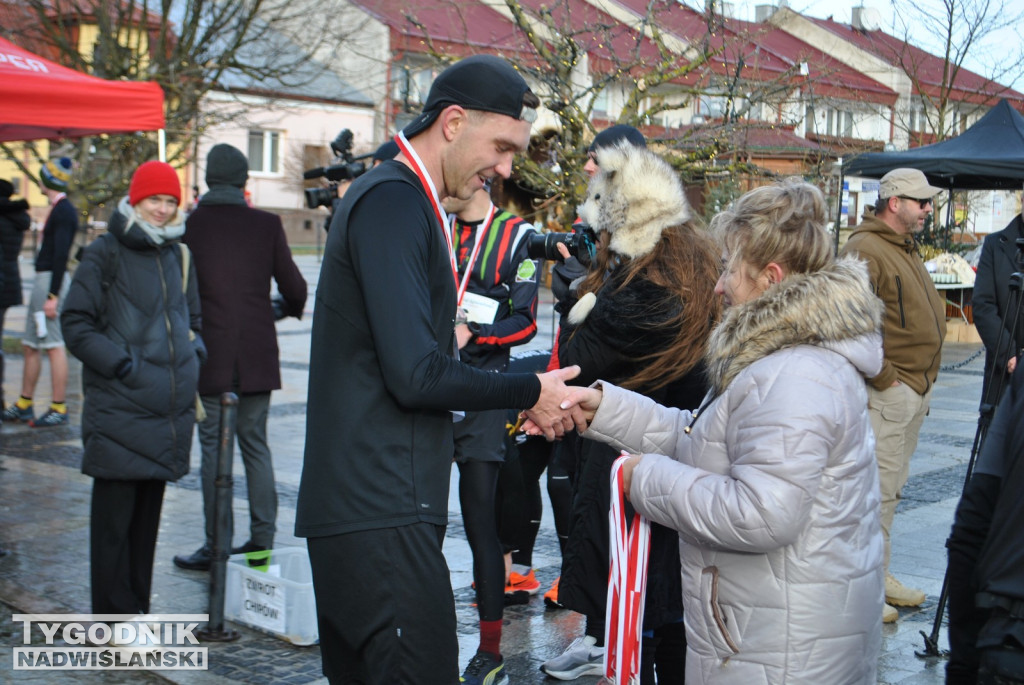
{"left": 837, "top": 99, "right": 1024, "bottom": 246}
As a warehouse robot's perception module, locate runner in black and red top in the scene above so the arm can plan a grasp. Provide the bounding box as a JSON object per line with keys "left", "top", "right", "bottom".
{"left": 445, "top": 186, "right": 539, "bottom": 675}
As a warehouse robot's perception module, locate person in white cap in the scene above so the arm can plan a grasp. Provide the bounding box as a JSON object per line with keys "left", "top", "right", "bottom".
{"left": 840, "top": 167, "right": 947, "bottom": 624}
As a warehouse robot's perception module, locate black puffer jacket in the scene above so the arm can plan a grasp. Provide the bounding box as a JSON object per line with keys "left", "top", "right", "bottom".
{"left": 557, "top": 266, "right": 708, "bottom": 629}
{"left": 0, "top": 196, "right": 30, "bottom": 308}
{"left": 62, "top": 202, "right": 205, "bottom": 481}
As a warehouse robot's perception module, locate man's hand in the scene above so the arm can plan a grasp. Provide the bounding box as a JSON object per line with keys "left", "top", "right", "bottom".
{"left": 43, "top": 297, "right": 58, "bottom": 319}
{"left": 522, "top": 383, "right": 603, "bottom": 437}
{"left": 522, "top": 365, "right": 583, "bottom": 440}
{"left": 1008, "top": 356, "right": 1017, "bottom": 374}
{"left": 455, "top": 323, "right": 473, "bottom": 350}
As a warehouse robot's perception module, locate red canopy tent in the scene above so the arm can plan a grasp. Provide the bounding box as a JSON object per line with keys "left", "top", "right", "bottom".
{"left": 0, "top": 35, "right": 164, "bottom": 142}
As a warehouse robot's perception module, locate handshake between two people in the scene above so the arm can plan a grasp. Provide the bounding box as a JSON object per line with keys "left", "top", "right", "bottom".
{"left": 520, "top": 368, "right": 605, "bottom": 441}
{"left": 521, "top": 380, "right": 641, "bottom": 498}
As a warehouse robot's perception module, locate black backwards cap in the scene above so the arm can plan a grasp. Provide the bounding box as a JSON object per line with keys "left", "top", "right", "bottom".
{"left": 401, "top": 55, "right": 538, "bottom": 140}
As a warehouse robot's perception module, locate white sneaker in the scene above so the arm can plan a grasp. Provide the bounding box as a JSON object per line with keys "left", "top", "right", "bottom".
{"left": 540, "top": 635, "right": 605, "bottom": 681}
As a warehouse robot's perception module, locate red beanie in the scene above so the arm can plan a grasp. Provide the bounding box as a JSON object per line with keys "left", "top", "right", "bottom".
{"left": 129, "top": 161, "right": 181, "bottom": 206}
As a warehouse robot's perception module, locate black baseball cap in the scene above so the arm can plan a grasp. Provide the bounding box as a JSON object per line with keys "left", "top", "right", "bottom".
{"left": 401, "top": 55, "right": 538, "bottom": 140}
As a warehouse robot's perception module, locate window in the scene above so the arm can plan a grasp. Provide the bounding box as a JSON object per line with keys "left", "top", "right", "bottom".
{"left": 592, "top": 89, "right": 610, "bottom": 115}
{"left": 951, "top": 107, "right": 969, "bottom": 135}
{"left": 805, "top": 105, "right": 816, "bottom": 135}
{"left": 825, "top": 108, "right": 854, "bottom": 137}
{"left": 248, "top": 130, "right": 281, "bottom": 174}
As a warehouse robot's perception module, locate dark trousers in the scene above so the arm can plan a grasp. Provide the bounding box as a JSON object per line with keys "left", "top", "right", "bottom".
{"left": 90, "top": 478, "right": 166, "bottom": 615}
{"left": 307, "top": 523, "right": 459, "bottom": 685}
{"left": 199, "top": 392, "right": 276, "bottom": 548}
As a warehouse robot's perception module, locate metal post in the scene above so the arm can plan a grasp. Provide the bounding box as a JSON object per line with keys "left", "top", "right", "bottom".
{"left": 197, "top": 392, "right": 241, "bottom": 642}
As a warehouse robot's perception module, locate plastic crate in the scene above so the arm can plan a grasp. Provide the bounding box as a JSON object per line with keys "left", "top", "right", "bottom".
{"left": 224, "top": 546, "right": 318, "bottom": 645}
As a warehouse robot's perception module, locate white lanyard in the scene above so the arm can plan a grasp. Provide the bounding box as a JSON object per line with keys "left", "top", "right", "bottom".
{"left": 394, "top": 133, "right": 458, "bottom": 287}
{"left": 453, "top": 203, "right": 496, "bottom": 306}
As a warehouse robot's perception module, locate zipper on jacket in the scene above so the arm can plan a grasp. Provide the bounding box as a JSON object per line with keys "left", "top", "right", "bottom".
{"left": 894, "top": 275, "right": 906, "bottom": 328}
{"left": 157, "top": 254, "right": 179, "bottom": 448}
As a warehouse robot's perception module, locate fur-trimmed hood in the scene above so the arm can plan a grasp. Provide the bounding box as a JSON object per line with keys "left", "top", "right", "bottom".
{"left": 577, "top": 142, "right": 691, "bottom": 259}
{"left": 705, "top": 256, "right": 884, "bottom": 395}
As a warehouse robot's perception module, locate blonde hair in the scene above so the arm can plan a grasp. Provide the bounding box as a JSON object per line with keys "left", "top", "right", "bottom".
{"left": 710, "top": 178, "right": 832, "bottom": 276}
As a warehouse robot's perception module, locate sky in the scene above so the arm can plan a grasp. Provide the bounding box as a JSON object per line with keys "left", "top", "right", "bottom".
{"left": 724, "top": 0, "right": 1024, "bottom": 89}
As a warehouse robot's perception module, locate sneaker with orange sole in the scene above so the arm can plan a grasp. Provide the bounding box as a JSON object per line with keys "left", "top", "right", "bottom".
{"left": 544, "top": 576, "right": 564, "bottom": 609}
{"left": 505, "top": 569, "right": 541, "bottom": 595}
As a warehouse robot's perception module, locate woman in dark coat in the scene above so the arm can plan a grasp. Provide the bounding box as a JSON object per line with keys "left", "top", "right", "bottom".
{"left": 541, "top": 143, "right": 720, "bottom": 683}
{"left": 0, "top": 178, "right": 30, "bottom": 414}
{"left": 61, "top": 160, "right": 205, "bottom": 617}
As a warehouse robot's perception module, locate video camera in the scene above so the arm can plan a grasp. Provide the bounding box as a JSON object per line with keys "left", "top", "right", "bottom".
{"left": 303, "top": 129, "right": 374, "bottom": 209}
{"left": 526, "top": 223, "right": 597, "bottom": 266}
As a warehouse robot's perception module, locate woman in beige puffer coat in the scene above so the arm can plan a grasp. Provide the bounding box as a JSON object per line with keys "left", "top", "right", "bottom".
{"left": 557, "top": 179, "right": 886, "bottom": 685}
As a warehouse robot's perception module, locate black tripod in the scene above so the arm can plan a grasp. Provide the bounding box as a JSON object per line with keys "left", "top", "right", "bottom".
{"left": 918, "top": 241, "right": 1024, "bottom": 658}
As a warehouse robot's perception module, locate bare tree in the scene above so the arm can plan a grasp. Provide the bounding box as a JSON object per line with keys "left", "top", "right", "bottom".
{"left": 494, "top": 0, "right": 833, "bottom": 228}
{"left": 0, "top": 0, "right": 368, "bottom": 210}
{"left": 888, "top": 0, "right": 1024, "bottom": 143}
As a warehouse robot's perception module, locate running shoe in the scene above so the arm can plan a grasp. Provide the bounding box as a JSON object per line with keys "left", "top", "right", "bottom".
{"left": 460, "top": 650, "right": 508, "bottom": 685}
{"left": 540, "top": 635, "right": 605, "bottom": 681}
{"left": 544, "top": 576, "right": 564, "bottom": 609}
{"left": 2, "top": 403, "right": 34, "bottom": 423}
{"left": 30, "top": 408, "right": 68, "bottom": 428}
{"left": 504, "top": 568, "right": 540, "bottom": 595}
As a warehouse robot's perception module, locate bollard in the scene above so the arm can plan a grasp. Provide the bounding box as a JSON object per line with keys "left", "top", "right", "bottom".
{"left": 197, "top": 392, "right": 241, "bottom": 642}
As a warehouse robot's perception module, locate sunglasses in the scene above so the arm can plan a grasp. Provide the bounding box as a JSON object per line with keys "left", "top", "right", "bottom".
{"left": 899, "top": 196, "right": 933, "bottom": 209}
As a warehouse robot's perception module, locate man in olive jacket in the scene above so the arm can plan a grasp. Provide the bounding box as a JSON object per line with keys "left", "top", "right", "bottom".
{"left": 173, "top": 144, "right": 307, "bottom": 571}
{"left": 840, "top": 167, "right": 947, "bottom": 623}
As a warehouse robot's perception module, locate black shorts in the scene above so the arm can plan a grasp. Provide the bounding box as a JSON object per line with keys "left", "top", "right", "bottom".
{"left": 307, "top": 523, "right": 458, "bottom": 684}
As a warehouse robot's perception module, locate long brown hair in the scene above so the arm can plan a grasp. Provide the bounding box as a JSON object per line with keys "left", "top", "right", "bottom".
{"left": 575, "top": 220, "right": 721, "bottom": 391}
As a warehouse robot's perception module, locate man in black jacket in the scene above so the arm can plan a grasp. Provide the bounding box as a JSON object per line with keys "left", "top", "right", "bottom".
{"left": 947, "top": 360, "right": 1024, "bottom": 684}
{"left": 296, "top": 55, "right": 580, "bottom": 685}
{"left": 972, "top": 200, "right": 1024, "bottom": 406}
{"left": 173, "top": 144, "right": 307, "bottom": 571}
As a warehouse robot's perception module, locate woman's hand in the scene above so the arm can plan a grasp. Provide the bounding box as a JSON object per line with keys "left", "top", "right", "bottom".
{"left": 559, "top": 385, "right": 604, "bottom": 424}
{"left": 621, "top": 454, "right": 642, "bottom": 501}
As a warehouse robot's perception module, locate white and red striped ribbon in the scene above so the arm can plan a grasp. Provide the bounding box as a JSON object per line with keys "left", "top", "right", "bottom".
{"left": 604, "top": 453, "right": 651, "bottom": 685}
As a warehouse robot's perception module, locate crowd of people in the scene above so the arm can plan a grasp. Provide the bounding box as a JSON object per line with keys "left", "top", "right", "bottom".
{"left": 2, "top": 51, "right": 1023, "bottom": 685}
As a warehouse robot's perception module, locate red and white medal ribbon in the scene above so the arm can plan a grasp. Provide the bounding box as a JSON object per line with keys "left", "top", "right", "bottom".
{"left": 604, "top": 453, "right": 651, "bottom": 685}
{"left": 394, "top": 132, "right": 459, "bottom": 288}
{"left": 453, "top": 203, "right": 496, "bottom": 306}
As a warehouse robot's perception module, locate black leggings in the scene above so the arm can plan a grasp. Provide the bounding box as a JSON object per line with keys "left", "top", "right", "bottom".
{"left": 509, "top": 437, "right": 573, "bottom": 568}
{"left": 458, "top": 460, "right": 504, "bottom": 622}
{"left": 0, "top": 307, "right": 7, "bottom": 406}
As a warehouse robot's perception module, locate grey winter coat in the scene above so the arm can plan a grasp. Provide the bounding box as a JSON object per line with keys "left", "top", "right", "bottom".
{"left": 583, "top": 257, "right": 885, "bottom": 685}
{"left": 62, "top": 201, "right": 205, "bottom": 481}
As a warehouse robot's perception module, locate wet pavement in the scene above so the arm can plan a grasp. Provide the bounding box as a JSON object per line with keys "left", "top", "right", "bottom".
{"left": 1, "top": 254, "right": 985, "bottom": 683}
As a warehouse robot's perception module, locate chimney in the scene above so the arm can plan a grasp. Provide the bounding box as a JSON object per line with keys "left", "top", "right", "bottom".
{"left": 851, "top": 6, "right": 882, "bottom": 31}
{"left": 705, "top": 0, "right": 736, "bottom": 18}
{"left": 755, "top": 4, "right": 775, "bottom": 22}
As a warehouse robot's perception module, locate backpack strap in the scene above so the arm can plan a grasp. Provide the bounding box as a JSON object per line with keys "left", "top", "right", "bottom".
{"left": 178, "top": 243, "right": 190, "bottom": 294}
{"left": 98, "top": 234, "right": 119, "bottom": 292}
